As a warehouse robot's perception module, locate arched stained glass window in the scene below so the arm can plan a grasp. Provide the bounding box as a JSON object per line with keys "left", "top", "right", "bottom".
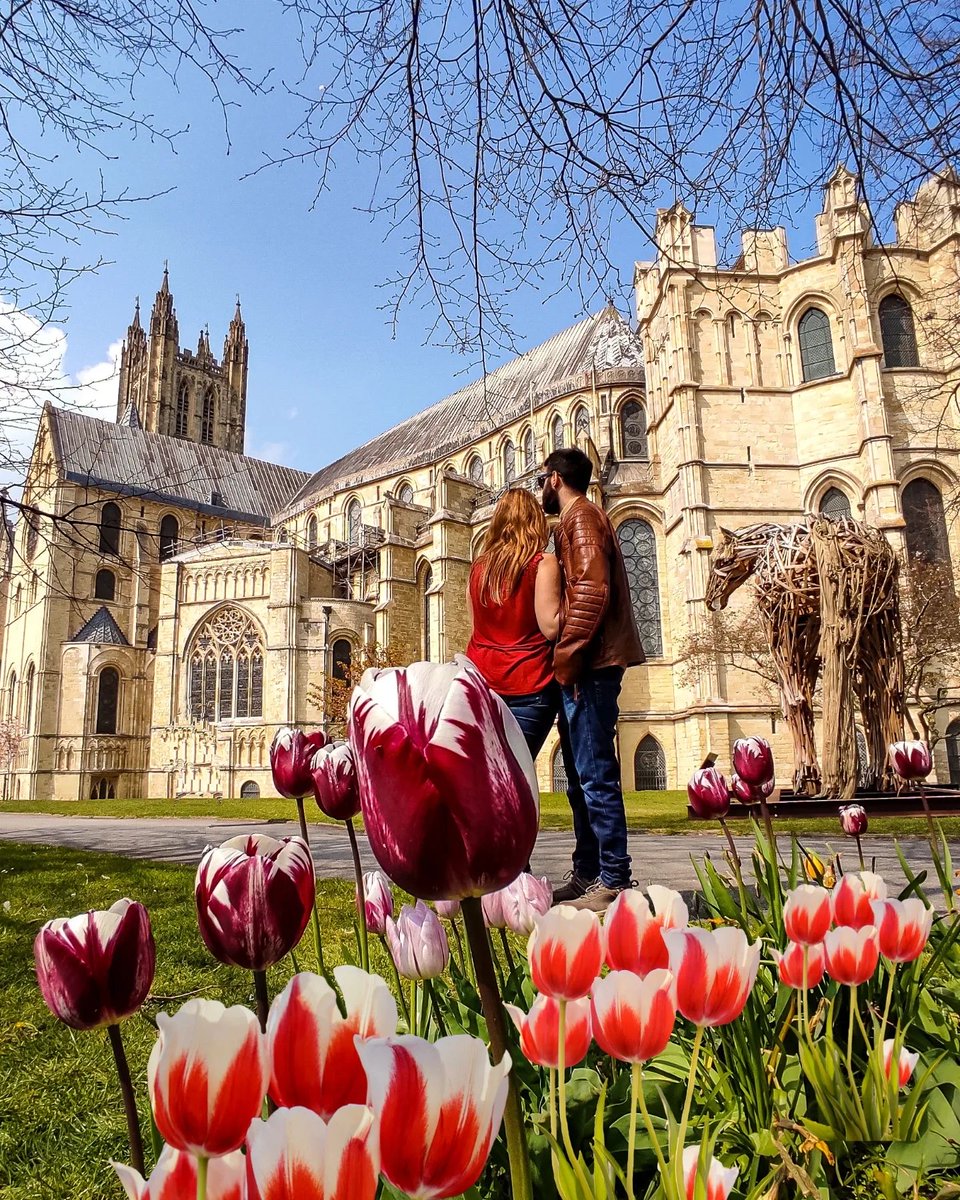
{"left": 574, "top": 406, "right": 590, "bottom": 445}
{"left": 946, "top": 718, "right": 960, "bottom": 786}
{"left": 879, "top": 294, "right": 919, "bottom": 368}
{"left": 620, "top": 401, "right": 648, "bottom": 460}
{"left": 159, "top": 514, "right": 179, "bottom": 561}
{"left": 468, "top": 455, "right": 484, "bottom": 484}
{"left": 96, "top": 668, "right": 120, "bottom": 734}
{"left": 634, "top": 734, "right": 666, "bottom": 790}
{"left": 903, "top": 479, "right": 950, "bottom": 564}
{"left": 522, "top": 428, "right": 535, "bottom": 471}
{"left": 346, "top": 499, "right": 362, "bottom": 546}
{"left": 201, "top": 388, "right": 216, "bottom": 444}
{"left": 616, "top": 519, "right": 663, "bottom": 657}
{"left": 175, "top": 380, "right": 190, "bottom": 437}
{"left": 95, "top": 569, "right": 116, "bottom": 601}
{"left": 551, "top": 414, "right": 565, "bottom": 451}
{"left": 397, "top": 482, "right": 414, "bottom": 504}
{"left": 819, "top": 487, "right": 851, "bottom": 520}
{"left": 306, "top": 515, "right": 319, "bottom": 550}
{"left": 99, "top": 502, "right": 121, "bottom": 555}
{"left": 332, "top": 638, "right": 352, "bottom": 682}
{"left": 551, "top": 743, "right": 568, "bottom": 793}
{"left": 503, "top": 440, "right": 516, "bottom": 484}
{"left": 420, "top": 564, "right": 434, "bottom": 660}
{"left": 188, "top": 607, "right": 264, "bottom": 721}
{"left": 798, "top": 308, "right": 836, "bottom": 382}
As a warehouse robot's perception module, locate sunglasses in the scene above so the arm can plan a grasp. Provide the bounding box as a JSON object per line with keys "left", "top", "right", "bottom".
{"left": 535, "top": 472, "right": 549, "bottom": 489}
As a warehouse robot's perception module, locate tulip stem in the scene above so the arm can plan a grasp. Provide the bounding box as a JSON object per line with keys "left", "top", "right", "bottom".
{"left": 295, "top": 795, "right": 311, "bottom": 844}
{"left": 409, "top": 978, "right": 418, "bottom": 1037}
{"left": 919, "top": 783, "right": 953, "bottom": 912}
{"left": 675, "top": 1024, "right": 704, "bottom": 1194}
{"left": 557, "top": 1000, "right": 592, "bottom": 1195}
{"left": 427, "top": 979, "right": 448, "bottom": 1037}
{"left": 449, "top": 915, "right": 468, "bottom": 979}
{"left": 636, "top": 1063, "right": 669, "bottom": 1179}
{"left": 626, "top": 1062, "right": 640, "bottom": 1200}
{"left": 107, "top": 1022, "right": 145, "bottom": 1177}
{"left": 854, "top": 833, "right": 866, "bottom": 871}
{"left": 345, "top": 819, "right": 370, "bottom": 972}
{"left": 881, "top": 962, "right": 896, "bottom": 1042}
{"left": 380, "top": 934, "right": 410, "bottom": 1024}
{"left": 498, "top": 928, "right": 517, "bottom": 977}
{"left": 801, "top": 946, "right": 809, "bottom": 1041}
{"left": 461, "top": 896, "right": 533, "bottom": 1200}
{"left": 196, "top": 1154, "right": 208, "bottom": 1200}
{"left": 719, "top": 817, "right": 750, "bottom": 924}
{"left": 253, "top": 968, "right": 270, "bottom": 1033}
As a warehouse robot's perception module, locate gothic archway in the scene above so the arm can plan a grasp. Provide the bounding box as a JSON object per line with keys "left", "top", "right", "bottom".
{"left": 634, "top": 734, "right": 666, "bottom": 790}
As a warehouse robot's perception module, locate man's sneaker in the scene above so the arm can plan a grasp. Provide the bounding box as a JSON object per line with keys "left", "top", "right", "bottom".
{"left": 565, "top": 880, "right": 630, "bottom": 913}
{"left": 551, "top": 871, "right": 598, "bottom": 905}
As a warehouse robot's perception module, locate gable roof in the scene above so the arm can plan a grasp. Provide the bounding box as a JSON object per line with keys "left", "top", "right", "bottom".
{"left": 285, "top": 306, "right": 644, "bottom": 511}
{"left": 47, "top": 407, "right": 310, "bottom": 523}
{"left": 70, "top": 606, "right": 129, "bottom": 645}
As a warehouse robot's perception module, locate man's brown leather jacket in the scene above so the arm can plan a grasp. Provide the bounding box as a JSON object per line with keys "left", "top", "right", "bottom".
{"left": 553, "top": 495, "right": 644, "bottom": 686}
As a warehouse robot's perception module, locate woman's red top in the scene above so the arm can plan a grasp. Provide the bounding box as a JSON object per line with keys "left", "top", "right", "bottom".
{"left": 466, "top": 553, "right": 554, "bottom": 696}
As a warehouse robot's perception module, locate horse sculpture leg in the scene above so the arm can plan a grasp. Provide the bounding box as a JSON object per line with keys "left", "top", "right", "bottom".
{"left": 763, "top": 610, "right": 821, "bottom": 795}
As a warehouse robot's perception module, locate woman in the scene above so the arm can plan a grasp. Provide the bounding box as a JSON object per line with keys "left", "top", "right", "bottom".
{"left": 466, "top": 488, "right": 561, "bottom": 757}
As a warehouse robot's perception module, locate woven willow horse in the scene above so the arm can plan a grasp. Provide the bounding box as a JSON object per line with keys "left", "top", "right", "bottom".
{"left": 705, "top": 517, "right": 906, "bottom": 797}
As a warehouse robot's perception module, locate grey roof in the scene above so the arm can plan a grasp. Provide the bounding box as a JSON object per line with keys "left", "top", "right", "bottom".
{"left": 286, "top": 306, "right": 644, "bottom": 510}
{"left": 48, "top": 408, "right": 310, "bottom": 523}
{"left": 71, "top": 606, "right": 129, "bottom": 645}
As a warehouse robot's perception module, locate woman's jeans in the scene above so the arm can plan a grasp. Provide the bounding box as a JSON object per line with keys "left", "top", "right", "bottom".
{"left": 504, "top": 681, "right": 560, "bottom": 759}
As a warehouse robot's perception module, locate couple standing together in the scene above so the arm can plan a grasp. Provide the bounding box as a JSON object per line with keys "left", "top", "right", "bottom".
{"left": 466, "top": 447, "right": 643, "bottom": 913}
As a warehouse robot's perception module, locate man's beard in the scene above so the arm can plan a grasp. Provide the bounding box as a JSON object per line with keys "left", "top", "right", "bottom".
{"left": 542, "top": 480, "right": 561, "bottom": 515}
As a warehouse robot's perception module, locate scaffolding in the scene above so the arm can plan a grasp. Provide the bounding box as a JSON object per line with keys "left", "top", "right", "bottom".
{"left": 316, "top": 523, "right": 385, "bottom": 600}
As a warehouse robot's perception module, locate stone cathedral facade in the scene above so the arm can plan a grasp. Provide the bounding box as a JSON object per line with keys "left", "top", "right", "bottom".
{"left": 2, "top": 166, "right": 960, "bottom": 803}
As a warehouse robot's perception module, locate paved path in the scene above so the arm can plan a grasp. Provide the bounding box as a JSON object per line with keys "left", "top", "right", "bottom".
{"left": 0, "top": 813, "right": 953, "bottom": 897}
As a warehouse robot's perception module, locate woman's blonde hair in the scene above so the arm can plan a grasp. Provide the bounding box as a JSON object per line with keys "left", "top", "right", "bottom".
{"left": 476, "top": 488, "right": 549, "bottom": 605}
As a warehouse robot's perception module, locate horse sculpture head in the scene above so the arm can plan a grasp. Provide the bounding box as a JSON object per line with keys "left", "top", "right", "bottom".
{"left": 705, "top": 524, "right": 776, "bottom": 610}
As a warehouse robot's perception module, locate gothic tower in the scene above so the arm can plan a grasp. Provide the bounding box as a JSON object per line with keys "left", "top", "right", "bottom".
{"left": 115, "top": 268, "right": 248, "bottom": 453}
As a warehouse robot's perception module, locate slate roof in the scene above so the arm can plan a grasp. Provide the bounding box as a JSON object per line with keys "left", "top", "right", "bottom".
{"left": 48, "top": 408, "right": 310, "bottom": 523}
{"left": 70, "top": 606, "right": 129, "bottom": 645}
{"left": 285, "top": 306, "right": 644, "bottom": 510}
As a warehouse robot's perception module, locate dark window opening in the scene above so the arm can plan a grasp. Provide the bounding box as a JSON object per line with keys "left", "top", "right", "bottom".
{"left": 159, "top": 515, "right": 179, "bottom": 561}
{"left": 634, "top": 734, "right": 667, "bottom": 790}
{"left": 798, "top": 308, "right": 836, "bottom": 382}
{"left": 332, "top": 638, "right": 353, "bottom": 682}
{"left": 95, "top": 668, "right": 120, "bottom": 734}
{"left": 99, "top": 503, "right": 121, "bottom": 555}
{"left": 879, "top": 294, "right": 919, "bottom": 368}
{"left": 95, "top": 569, "right": 116, "bottom": 601}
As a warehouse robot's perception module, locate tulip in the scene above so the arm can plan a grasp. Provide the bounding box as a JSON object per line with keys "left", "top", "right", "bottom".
{"left": 357, "top": 1034, "right": 510, "bottom": 1199}
{"left": 889, "top": 740, "right": 933, "bottom": 781}
{"left": 528, "top": 906, "right": 604, "bottom": 1001}
{"left": 482, "top": 887, "right": 509, "bottom": 929}
{"left": 195, "top": 834, "right": 315, "bottom": 971}
{"left": 832, "top": 871, "right": 887, "bottom": 930}
{"left": 113, "top": 1146, "right": 245, "bottom": 1200}
{"left": 681, "top": 1147, "right": 739, "bottom": 1200}
{"left": 783, "top": 884, "right": 832, "bottom": 945}
{"left": 839, "top": 803, "right": 868, "bottom": 836}
{"left": 824, "top": 925, "right": 880, "bottom": 986}
{"left": 245, "top": 1104, "right": 379, "bottom": 1200}
{"left": 730, "top": 774, "right": 757, "bottom": 804}
{"left": 270, "top": 727, "right": 328, "bottom": 798}
{"left": 358, "top": 870, "right": 394, "bottom": 935}
{"left": 310, "top": 740, "right": 361, "bottom": 821}
{"left": 148, "top": 998, "right": 269, "bottom": 1158}
{"left": 347, "top": 655, "right": 539, "bottom": 900}
{"left": 499, "top": 873, "right": 553, "bottom": 937}
{"left": 687, "top": 767, "right": 730, "bottom": 819}
{"left": 604, "top": 886, "right": 688, "bottom": 976}
{"left": 386, "top": 901, "right": 450, "bottom": 980}
{"left": 590, "top": 969, "right": 676, "bottom": 1063}
{"left": 771, "top": 941, "right": 826, "bottom": 989}
{"left": 34, "top": 898, "right": 155, "bottom": 1030}
{"left": 870, "top": 898, "right": 934, "bottom": 963}
{"left": 505, "top": 994, "right": 592, "bottom": 1069}
{"left": 267, "top": 967, "right": 397, "bottom": 1117}
{"left": 732, "top": 736, "right": 774, "bottom": 786}
{"left": 883, "top": 1040, "right": 919, "bottom": 1089}
{"left": 435, "top": 899, "right": 461, "bottom": 919}
{"left": 663, "top": 927, "right": 761, "bottom": 1027}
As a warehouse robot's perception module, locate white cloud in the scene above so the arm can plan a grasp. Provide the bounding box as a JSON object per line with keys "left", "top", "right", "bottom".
{"left": 252, "top": 440, "right": 292, "bottom": 464}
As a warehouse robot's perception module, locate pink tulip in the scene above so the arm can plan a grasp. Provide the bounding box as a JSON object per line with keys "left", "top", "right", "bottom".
{"left": 148, "top": 998, "right": 269, "bottom": 1158}
{"left": 824, "top": 925, "right": 880, "bottom": 986}
{"left": 528, "top": 907, "right": 604, "bottom": 1001}
{"left": 663, "top": 927, "right": 761, "bottom": 1027}
{"left": 730, "top": 775, "right": 758, "bottom": 804}
{"left": 267, "top": 967, "right": 397, "bottom": 1118}
{"left": 687, "top": 768, "right": 730, "bottom": 818}
{"left": 435, "top": 899, "right": 461, "bottom": 919}
{"left": 348, "top": 656, "right": 539, "bottom": 900}
{"left": 358, "top": 870, "right": 394, "bottom": 935}
{"left": 590, "top": 969, "right": 676, "bottom": 1063}
{"left": 386, "top": 901, "right": 450, "bottom": 980}
{"left": 832, "top": 871, "right": 887, "bottom": 930}
{"left": 310, "top": 740, "right": 361, "bottom": 821}
{"left": 733, "top": 736, "right": 775, "bottom": 786}
{"left": 500, "top": 873, "right": 553, "bottom": 936}
{"left": 604, "top": 886, "right": 688, "bottom": 976}
{"left": 883, "top": 1040, "right": 919, "bottom": 1089}
{"left": 505, "top": 994, "right": 592, "bottom": 1069}
{"left": 245, "top": 1104, "right": 379, "bottom": 1200}
{"left": 839, "top": 803, "right": 868, "bottom": 836}
{"left": 681, "top": 1147, "right": 739, "bottom": 1200}
{"left": 783, "top": 885, "right": 832, "bottom": 946}
{"left": 889, "top": 741, "right": 933, "bottom": 781}
{"left": 482, "top": 887, "right": 509, "bottom": 929}
{"left": 270, "top": 727, "right": 328, "bottom": 798}
{"left": 357, "top": 1034, "right": 510, "bottom": 1199}
{"left": 33, "top": 898, "right": 155, "bottom": 1031}
{"left": 113, "top": 1145, "right": 245, "bottom": 1200}
{"left": 871, "top": 898, "right": 933, "bottom": 963}
{"left": 772, "top": 941, "right": 826, "bottom": 989}
{"left": 195, "top": 834, "right": 315, "bottom": 971}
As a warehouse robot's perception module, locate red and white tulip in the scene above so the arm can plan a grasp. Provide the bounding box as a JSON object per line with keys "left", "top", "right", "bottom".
{"left": 663, "top": 927, "right": 760, "bottom": 1027}
{"left": 267, "top": 967, "right": 397, "bottom": 1118}
{"left": 33, "top": 898, "right": 155, "bottom": 1030}
{"left": 113, "top": 1146, "right": 244, "bottom": 1200}
{"left": 871, "top": 898, "right": 934, "bottom": 963}
{"left": 528, "top": 907, "right": 604, "bottom": 1001}
{"left": 681, "top": 1146, "right": 739, "bottom": 1200}
{"left": 505, "top": 994, "right": 592, "bottom": 1069}
{"left": 783, "top": 884, "right": 832, "bottom": 946}
{"left": 687, "top": 768, "right": 730, "bottom": 819}
{"left": 889, "top": 741, "right": 933, "bottom": 781}
{"left": 347, "top": 656, "right": 539, "bottom": 900}
{"left": 386, "top": 901, "right": 450, "bottom": 980}
{"left": 357, "top": 1034, "right": 510, "bottom": 1199}
{"left": 604, "top": 886, "right": 688, "bottom": 976}
{"left": 732, "top": 736, "right": 774, "bottom": 786}
{"left": 590, "top": 969, "right": 676, "bottom": 1063}
{"left": 358, "top": 870, "right": 394, "bottom": 935}
{"left": 831, "top": 871, "right": 887, "bottom": 930}
{"left": 245, "top": 1104, "right": 379, "bottom": 1200}
{"left": 147, "top": 998, "right": 268, "bottom": 1158}
{"left": 310, "top": 740, "right": 361, "bottom": 821}
{"left": 270, "top": 727, "right": 328, "bottom": 798}
{"left": 772, "top": 941, "right": 825, "bottom": 990}
{"left": 824, "top": 925, "right": 880, "bottom": 986}
{"left": 839, "top": 803, "right": 868, "bottom": 836}
{"left": 883, "top": 1040, "right": 919, "bottom": 1089}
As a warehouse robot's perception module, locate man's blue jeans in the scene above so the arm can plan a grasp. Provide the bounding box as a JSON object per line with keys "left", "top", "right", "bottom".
{"left": 504, "top": 682, "right": 560, "bottom": 759}
{"left": 558, "top": 667, "right": 631, "bottom": 888}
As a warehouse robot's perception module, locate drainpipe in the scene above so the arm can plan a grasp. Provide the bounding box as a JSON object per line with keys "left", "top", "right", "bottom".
{"left": 321, "top": 604, "right": 332, "bottom": 735}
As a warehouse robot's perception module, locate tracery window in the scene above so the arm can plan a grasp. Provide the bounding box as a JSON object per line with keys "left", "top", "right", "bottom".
{"left": 397, "top": 482, "right": 414, "bottom": 504}
{"left": 574, "top": 406, "right": 590, "bottom": 445}
{"left": 306, "top": 515, "right": 319, "bottom": 550}
{"left": 420, "top": 564, "right": 434, "bottom": 661}
{"left": 879, "top": 294, "right": 919, "bottom": 368}
{"left": 903, "top": 478, "right": 950, "bottom": 564}
{"left": 551, "top": 414, "right": 565, "bottom": 451}
{"left": 175, "top": 380, "right": 190, "bottom": 437}
{"left": 798, "top": 308, "right": 836, "bottom": 382}
{"left": 99, "top": 502, "right": 121, "bottom": 555}
{"left": 95, "top": 569, "right": 116, "bottom": 601}
{"left": 159, "top": 514, "right": 179, "bottom": 561}
{"left": 634, "top": 734, "right": 666, "bottom": 790}
{"left": 551, "top": 744, "right": 568, "bottom": 792}
{"left": 200, "top": 387, "right": 215, "bottom": 444}
{"left": 616, "top": 518, "right": 663, "bottom": 657}
{"left": 620, "top": 400, "right": 648, "bottom": 460}
{"left": 96, "top": 668, "right": 120, "bottom": 734}
{"left": 346, "top": 499, "right": 362, "bottom": 546}
{"left": 502, "top": 440, "right": 516, "bottom": 484}
{"left": 522, "top": 428, "right": 535, "bottom": 471}
{"left": 468, "top": 455, "right": 484, "bottom": 484}
{"left": 331, "top": 638, "right": 353, "bottom": 682}
{"left": 188, "top": 607, "right": 264, "bottom": 720}
{"left": 819, "top": 487, "right": 851, "bottom": 520}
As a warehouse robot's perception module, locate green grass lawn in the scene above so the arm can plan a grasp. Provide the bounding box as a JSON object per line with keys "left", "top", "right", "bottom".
{"left": 2, "top": 790, "right": 959, "bottom": 839}
{"left": 0, "top": 842, "right": 373, "bottom": 1199}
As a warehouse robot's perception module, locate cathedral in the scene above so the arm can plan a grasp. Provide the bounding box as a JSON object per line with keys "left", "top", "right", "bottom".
{"left": 2, "top": 166, "right": 960, "bottom": 803}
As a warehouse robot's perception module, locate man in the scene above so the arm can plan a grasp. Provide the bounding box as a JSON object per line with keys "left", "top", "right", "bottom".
{"left": 540, "top": 447, "right": 644, "bottom": 911}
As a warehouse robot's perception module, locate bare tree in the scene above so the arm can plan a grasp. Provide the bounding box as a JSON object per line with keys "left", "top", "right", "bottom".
{"left": 676, "top": 601, "right": 780, "bottom": 704}
{"left": 0, "top": 717, "right": 25, "bottom": 801}
{"left": 899, "top": 559, "right": 960, "bottom": 744}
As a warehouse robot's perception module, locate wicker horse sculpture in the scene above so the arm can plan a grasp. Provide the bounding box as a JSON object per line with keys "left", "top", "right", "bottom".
{"left": 705, "top": 516, "right": 906, "bottom": 797}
